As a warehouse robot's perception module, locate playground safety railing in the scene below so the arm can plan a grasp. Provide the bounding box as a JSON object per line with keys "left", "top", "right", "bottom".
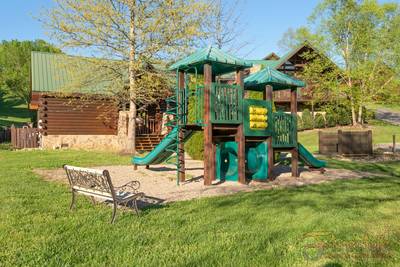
{"left": 272, "top": 112, "right": 297, "bottom": 148}
{"left": 211, "top": 83, "right": 243, "bottom": 124}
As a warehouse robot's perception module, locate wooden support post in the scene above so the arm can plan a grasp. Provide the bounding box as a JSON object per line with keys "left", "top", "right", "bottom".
{"left": 236, "top": 69, "right": 246, "bottom": 184}
{"left": 264, "top": 85, "right": 273, "bottom": 179}
{"left": 291, "top": 148, "right": 299, "bottom": 177}
{"left": 393, "top": 134, "right": 396, "bottom": 154}
{"left": 178, "top": 71, "right": 186, "bottom": 182}
{"left": 203, "top": 64, "right": 214, "bottom": 185}
{"left": 291, "top": 88, "right": 299, "bottom": 177}
{"left": 291, "top": 88, "right": 298, "bottom": 115}
{"left": 133, "top": 164, "right": 138, "bottom": 170}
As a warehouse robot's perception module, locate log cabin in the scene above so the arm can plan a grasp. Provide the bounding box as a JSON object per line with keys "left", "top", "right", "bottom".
{"left": 29, "top": 51, "right": 167, "bottom": 151}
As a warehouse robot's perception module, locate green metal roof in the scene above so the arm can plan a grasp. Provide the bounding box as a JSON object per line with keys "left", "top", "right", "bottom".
{"left": 168, "top": 46, "right": 252, "bottom": 75}
{"left": 244, "top": 67, "right": 306, "bottom": 91}
{"left": 31, "top": 51, "right": 111, "bottom": 94}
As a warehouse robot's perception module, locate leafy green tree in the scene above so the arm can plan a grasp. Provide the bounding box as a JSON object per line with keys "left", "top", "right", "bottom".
{"left": 0, "top": 40, "right": 61, "bottom": 103}
{"left": 43, "top": 0, "right": 209, "bottom": 153}
{"left": 280, "top": 0, "right": 400, "bottom": 125}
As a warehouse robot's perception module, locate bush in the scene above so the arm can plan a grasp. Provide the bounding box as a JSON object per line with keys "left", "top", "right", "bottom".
{"left": 185, "top": 132, "right": 204, "bottom": 160}
{"left": 314, "top": 113, "right": 325, "bottom": 128}
{"left": 325, "top": 112, "right": 336, "bottom": 127}
{"left": 323, "top": 104, "right": 354, "bottom": 127}
{"left": 337, "top": 105, "right": 352, "bottom": 126}
{"left": 297, "top": 115, "right": 304, "bottom": 131}
{"left": 301, "top": 109, "right": 313, "bottom": 130}
{"left": 362, "top": 107, "right": 375, "bottom": 123}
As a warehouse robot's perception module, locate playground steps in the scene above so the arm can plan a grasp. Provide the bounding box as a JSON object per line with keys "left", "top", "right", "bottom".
{"left": 136, "top": 134, "right": 165, "bottom": 151}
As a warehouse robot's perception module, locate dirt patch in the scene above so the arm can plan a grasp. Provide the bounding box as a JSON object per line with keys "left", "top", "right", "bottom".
{"left": 34, "top": 160, "right": 388, "bottom": 205}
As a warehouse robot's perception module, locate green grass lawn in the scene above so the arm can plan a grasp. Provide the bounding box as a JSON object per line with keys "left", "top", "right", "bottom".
{"left": 299, "top": 120, "right": 400, "bottom": 153}
{"left": 0, "top": 98, "right": 34, "bottom": 127}
{"left": 1, "top": 149, "right": 400, "bottom": 266}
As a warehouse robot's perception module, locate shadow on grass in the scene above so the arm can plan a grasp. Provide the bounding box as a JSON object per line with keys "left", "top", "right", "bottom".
{"left": 205, "top": 174, "right": 400, "bottom": 218}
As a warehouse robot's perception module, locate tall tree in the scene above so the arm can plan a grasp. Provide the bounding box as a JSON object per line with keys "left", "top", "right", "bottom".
{"left": 280, "top": 0, "right": 400, "bottom": 125}
{"left": 0, "top": 39, "right": 61, "bottom": 103}
{"left": 43, "top": 0, "right": 209, "bottom": 153}
{"left": 278, "top": 27, "right": 326, "bottom": 53}
{"left": 204, "top": 0, "right": 251, "bottom": 55}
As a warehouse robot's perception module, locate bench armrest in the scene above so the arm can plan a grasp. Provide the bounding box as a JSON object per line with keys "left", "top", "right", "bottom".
{"left": 115, "top": 180, "right": 141, "bottom": 193}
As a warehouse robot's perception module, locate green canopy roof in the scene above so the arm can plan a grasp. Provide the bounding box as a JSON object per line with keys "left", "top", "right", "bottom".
{"left": 244, "top": 67, "right": 306, "bottom": 91}
{"left": 168, "top": 46, "right": 252, "bottom": 75}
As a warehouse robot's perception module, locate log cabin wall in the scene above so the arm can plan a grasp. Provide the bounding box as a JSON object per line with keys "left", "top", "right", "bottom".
{"left": 39, "top": 95, "right": 118, "bottom": 136}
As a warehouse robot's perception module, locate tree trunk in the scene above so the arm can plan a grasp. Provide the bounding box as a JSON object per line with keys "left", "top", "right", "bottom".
{"left": 311, "top": 101, "right": 315, "bottom": 128}
{"left": 127, "top": 0, "right": 136, "bottom": 154}
{"left": 358, "top": 104, "right": 363, "bottom": 124}
{"left": 350, "top": 99, "right": 357, "bottom": 126}
{"left": 348, "top": 76, "right": 357, "bottom": 126}
{"left": 127, "top": 99, "right": 136, "bottom": 153}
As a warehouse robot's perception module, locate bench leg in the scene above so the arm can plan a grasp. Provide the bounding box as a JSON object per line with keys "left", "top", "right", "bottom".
{"left": 90, "top": 196, "right": 96, "bottom": 205}
{"left": 111, "top": 202, "right": 118, "bottom": 224}
{"left": 133, "top": 199, "right": 139, "bottom": 215}
{"left": 70, "top": 190, "right": 76, "bottom": 210}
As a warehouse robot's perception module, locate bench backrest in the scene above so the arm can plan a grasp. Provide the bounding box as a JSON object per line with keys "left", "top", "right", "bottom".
{"left": 63, "top": 165, "right": 116, "bottom": 197}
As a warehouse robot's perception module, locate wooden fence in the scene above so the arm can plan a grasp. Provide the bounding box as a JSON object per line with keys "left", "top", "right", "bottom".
{"left": 0, "top": 127, "right": 11, "bottom": 143}
{"left": 319, "top": 130, "right": 373, "bottom": 156}
{"left": 338, "top": 130, "right": 373, "bottom": 156}
{"left": 11, "top": 127, "right": 40, "bottom": 149}
{"left": 318, "top": 131, "right": 338, "bottom": 155}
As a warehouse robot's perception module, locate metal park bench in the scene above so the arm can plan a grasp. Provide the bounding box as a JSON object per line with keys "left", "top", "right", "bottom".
{"left": 64, "top": 165, "right": 144, "bottom": 223}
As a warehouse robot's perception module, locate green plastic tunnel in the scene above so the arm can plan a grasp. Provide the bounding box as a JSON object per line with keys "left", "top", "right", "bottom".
{"left": 216, "top": 141, "right": 269, "bottom": 181}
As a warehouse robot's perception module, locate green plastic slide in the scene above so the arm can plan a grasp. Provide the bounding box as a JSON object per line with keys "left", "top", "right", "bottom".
{"left": 132, "top": 127, "right": 192, "bottom": 166}
{"left": 298, "top": 143, "right": 326, "bottom": 169}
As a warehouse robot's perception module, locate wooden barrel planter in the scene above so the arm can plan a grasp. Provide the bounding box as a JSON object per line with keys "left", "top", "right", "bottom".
{"left": 319, "top": 130, "right": 373, "bottom": 156}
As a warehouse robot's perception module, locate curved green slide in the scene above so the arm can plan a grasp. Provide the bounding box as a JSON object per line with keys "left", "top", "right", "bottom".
{"left": 132, "top": 127, "right": 192, "bottom": 166}
{"left": 298, "top": 143, "right": 326, "bottom": 168}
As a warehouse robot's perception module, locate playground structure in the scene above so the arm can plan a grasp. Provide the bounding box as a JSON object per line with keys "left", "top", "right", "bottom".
{"left": 133, "top": 46, "right": 325, "bottom": 185}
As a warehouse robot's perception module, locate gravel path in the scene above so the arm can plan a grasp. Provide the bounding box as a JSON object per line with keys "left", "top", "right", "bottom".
{"left": 34, "top": 160, "right": 387, "bottom": 207}
{"left": 376, "top": 109, "right": 400, "bottom": 125}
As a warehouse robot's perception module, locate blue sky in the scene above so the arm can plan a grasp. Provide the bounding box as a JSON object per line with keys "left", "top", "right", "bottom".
{"left": 0, "top": 0, "right": 385, "bottom": 59}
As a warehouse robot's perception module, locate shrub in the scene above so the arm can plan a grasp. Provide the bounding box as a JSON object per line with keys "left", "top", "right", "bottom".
{"left": 337, "top": 105, "right": 352, "bottom": 125}
{"left": 314, "top": 113, "right": 326, "bottom": 128}
{"left": 297, "top": 115, "right": 304, "bottom": 131}
{"left": 185, "top": 132, "right": 204, "bottom": 160}
{"left": 362, "top": 107, "right": 375, "bottom": 123}
{"left": 325, "top": 109, "right": 337, "bottom": 127}
{"left": 301, "top": 109, "right": 313, "bottom": 130}
{"left": 323, "top": 104, "right": 353, "bottom": 127}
